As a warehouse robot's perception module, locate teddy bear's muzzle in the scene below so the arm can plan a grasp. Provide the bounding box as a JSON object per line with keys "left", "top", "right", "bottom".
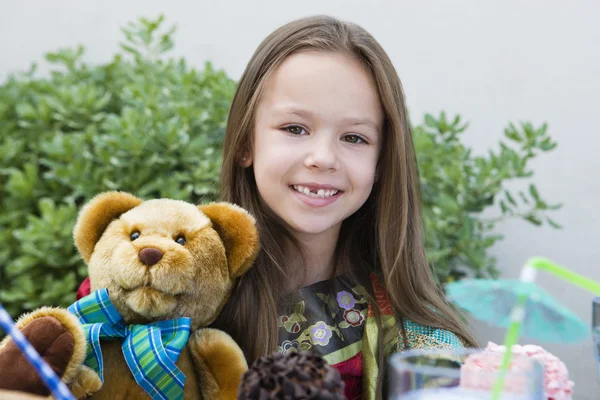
{"left": 138, "top": 247, "right": 164, "bottom": 266}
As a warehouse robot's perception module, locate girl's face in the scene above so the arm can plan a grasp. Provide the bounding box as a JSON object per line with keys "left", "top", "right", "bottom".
{"left": 247, "top": 51, "right": 383, "bottom": 241}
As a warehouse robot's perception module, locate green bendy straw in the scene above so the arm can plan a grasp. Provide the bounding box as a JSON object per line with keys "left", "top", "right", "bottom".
{"left": 491, "top": 257, "right": 600, "bottom": 399}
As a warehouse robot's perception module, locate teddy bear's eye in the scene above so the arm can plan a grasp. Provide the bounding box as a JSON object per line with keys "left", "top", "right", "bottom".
{"left": 175, "top": 235, "right": 186, "bottom": 245}
{"left": 130, "top": 231, "right": 140, "bottom": 241}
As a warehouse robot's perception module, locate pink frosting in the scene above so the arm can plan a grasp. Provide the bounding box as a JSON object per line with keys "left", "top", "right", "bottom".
{"left": 460, "top": 342, "right": 574, "bottom": 400}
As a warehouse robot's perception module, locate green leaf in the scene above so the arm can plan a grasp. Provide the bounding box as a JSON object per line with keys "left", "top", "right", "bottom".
{"left": 120, "top": 44, "right": 141, "bottom": 57}
{"left": 504, "top": 124, "right": 522, "bottom": 142}
{"left": 546, "top": 218, "right": 563, "bottom": 229}
{"left": 505, "top": 191, "right": 517, "bottom": 206}
{"left": 539, "top": 138, "right": 557, "bottom": 151}
{"left": 524, "top": 214, "right": 543, "bottom": 226}
{"left": 547, "top": 203, "right": 563, "bottom": 210}
{"left": 529, "top": 184, "right": 541, "bottom": 202}
{"left": 16, "top": 103, "right": 37, "bottom": 119}
{"left": 424, "top": 114, "right": 437, "bottom": 128}
{"left": 427, "top": 248, "right": 452, "bottom": 263}
{"left": 537, "top": 122, "right": 548, "bottom": 135}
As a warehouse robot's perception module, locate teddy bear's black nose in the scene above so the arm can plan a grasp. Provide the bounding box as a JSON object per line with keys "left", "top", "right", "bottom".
{"left": 138, "top": 247, "right": 164, "bottom": 266}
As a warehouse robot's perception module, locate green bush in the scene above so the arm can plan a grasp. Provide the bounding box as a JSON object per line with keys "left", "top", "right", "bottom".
{"left": 0, "top": 16, "right": 236, "bottom": 316}
{"left": 0, "top": 16, "right": 561, "bottom": 317}
{"left": 416, "top": 113, "right": 561, "bottom": 283}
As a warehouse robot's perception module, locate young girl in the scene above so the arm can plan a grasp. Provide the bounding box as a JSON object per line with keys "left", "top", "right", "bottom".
{"left": 211, "top": 14, "right": 477, "bottom": 400}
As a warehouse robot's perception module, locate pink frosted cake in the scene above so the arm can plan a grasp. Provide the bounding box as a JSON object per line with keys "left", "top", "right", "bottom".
{"left": 460, "top": 342, "right": 574, "bottom": 400}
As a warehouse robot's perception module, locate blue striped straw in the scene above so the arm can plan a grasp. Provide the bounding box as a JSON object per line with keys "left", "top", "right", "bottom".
{"left": 0, "top": 305, "right": 75, "bottom": 400}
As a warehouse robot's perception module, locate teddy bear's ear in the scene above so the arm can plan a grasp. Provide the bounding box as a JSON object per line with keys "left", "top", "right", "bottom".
{"left": 198, "top": 203, "right": 260, "bottom": 279}
{"left": 74, "top": 191, "right": 143, "bottom": 263}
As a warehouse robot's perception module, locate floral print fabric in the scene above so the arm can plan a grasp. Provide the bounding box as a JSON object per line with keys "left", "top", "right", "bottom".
{"left": 277, "top": 275, "right": 368, "bottom": 357}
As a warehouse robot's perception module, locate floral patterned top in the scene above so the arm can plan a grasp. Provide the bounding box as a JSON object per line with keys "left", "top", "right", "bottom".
{"left": 277, "top": 273, "right": 464, "bottom": 400}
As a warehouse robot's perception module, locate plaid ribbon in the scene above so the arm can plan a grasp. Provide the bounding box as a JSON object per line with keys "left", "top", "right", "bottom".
{"left": 67, "top": 289, "right": 191, "bottom": 400}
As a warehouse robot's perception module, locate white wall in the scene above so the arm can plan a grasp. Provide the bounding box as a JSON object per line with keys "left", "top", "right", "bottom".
{"left": 2, "top": 1, "right": 599, "bottom": 398}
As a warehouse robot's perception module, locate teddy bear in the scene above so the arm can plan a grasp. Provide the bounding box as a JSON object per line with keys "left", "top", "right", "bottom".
{"left": 0, "top": 191, "right": 259, "bottom": 400}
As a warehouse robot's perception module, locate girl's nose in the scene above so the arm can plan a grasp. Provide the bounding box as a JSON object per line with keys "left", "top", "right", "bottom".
{"left": 304, "top": 137, "right": 339, "bottom": 171}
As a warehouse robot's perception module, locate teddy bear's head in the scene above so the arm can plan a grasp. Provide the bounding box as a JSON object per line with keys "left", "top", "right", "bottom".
{"left": 72, "top": 191, "right": 259, "bottom": 330}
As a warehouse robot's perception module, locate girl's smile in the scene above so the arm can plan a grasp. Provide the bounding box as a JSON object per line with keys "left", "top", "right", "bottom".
{"left": 290, "top": 183, "right": 343, "bottom": 208}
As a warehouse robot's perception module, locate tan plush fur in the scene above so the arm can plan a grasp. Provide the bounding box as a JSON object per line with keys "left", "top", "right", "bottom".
{"left": 2, "top": 191, "right": 259, "bottom": 400}
{"left": 199, "top": 203, "right": 260, "bottom": 279}
{"left": 73, "top": 191, "right": 143, "bottom": 263}
{"left": 5, "top": 307, "right": 88, "bottom": 386}
{"left": 68, "top": 365, "right": 102, "bottom": 399}
{"left": 188, "top": 328, "right": 249, "bottom": 400}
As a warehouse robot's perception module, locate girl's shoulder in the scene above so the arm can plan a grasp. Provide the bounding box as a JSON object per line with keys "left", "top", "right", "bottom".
{"left": 397, "top": 318, "right": 465, "bottom": 352}
{"left": 367, "top": 273, "right": 466, "bottom": 353}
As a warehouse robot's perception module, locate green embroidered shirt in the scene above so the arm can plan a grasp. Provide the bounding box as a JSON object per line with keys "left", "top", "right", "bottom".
{"left": 277, "top": 273, "right": 464, "bottom": 399}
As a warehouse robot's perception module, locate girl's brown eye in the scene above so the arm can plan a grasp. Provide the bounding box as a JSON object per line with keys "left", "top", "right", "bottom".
{"left": 130, "top": 231, "right": 140, "bottom": 241}
{"left": 286, "top": 125, "right": 305, "bottom": 135}
{"left": 344, "top": 135, "right": 364, "bottom": 144}
{"left": 175, "top": 235, "right": 186, "bottom": 245}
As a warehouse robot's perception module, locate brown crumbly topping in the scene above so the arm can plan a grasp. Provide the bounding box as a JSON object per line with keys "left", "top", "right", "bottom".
{"left": 238, "top": 352, "right": 345, "bottom": 399}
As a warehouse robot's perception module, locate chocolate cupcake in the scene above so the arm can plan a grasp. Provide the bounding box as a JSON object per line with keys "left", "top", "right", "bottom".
{"left": 238, "top": 351, "right": 345, "bottom": 399}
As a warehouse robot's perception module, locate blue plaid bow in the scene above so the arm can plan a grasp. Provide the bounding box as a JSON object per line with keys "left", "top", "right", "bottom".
{"left": 67, "top": 289, "right": 191, "bottom": 400}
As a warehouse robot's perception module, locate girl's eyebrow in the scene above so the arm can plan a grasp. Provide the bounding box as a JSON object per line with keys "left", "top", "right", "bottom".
{"left": 271, "top": 106, "right": 380, "bottom": 131}
{"left": 345, "top": 118, "right": 380, "bottom": 132}
{"left": 271, "top": 106, "right": 313, "bottom": 119}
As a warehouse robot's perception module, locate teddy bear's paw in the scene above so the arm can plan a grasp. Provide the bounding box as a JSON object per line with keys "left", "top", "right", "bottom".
{"left": 0, "top": 316, "right": 75, "bottom": 396}
{"left": 68, "top": 365, "right": 102, "bottom": 399}
{"left": 189, "top": 328, "right": 248, "bottom": 400}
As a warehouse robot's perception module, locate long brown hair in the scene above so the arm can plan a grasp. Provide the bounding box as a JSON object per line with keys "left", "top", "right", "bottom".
{"left": 211, "top": 15, "right": 477, "bottom": 397}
